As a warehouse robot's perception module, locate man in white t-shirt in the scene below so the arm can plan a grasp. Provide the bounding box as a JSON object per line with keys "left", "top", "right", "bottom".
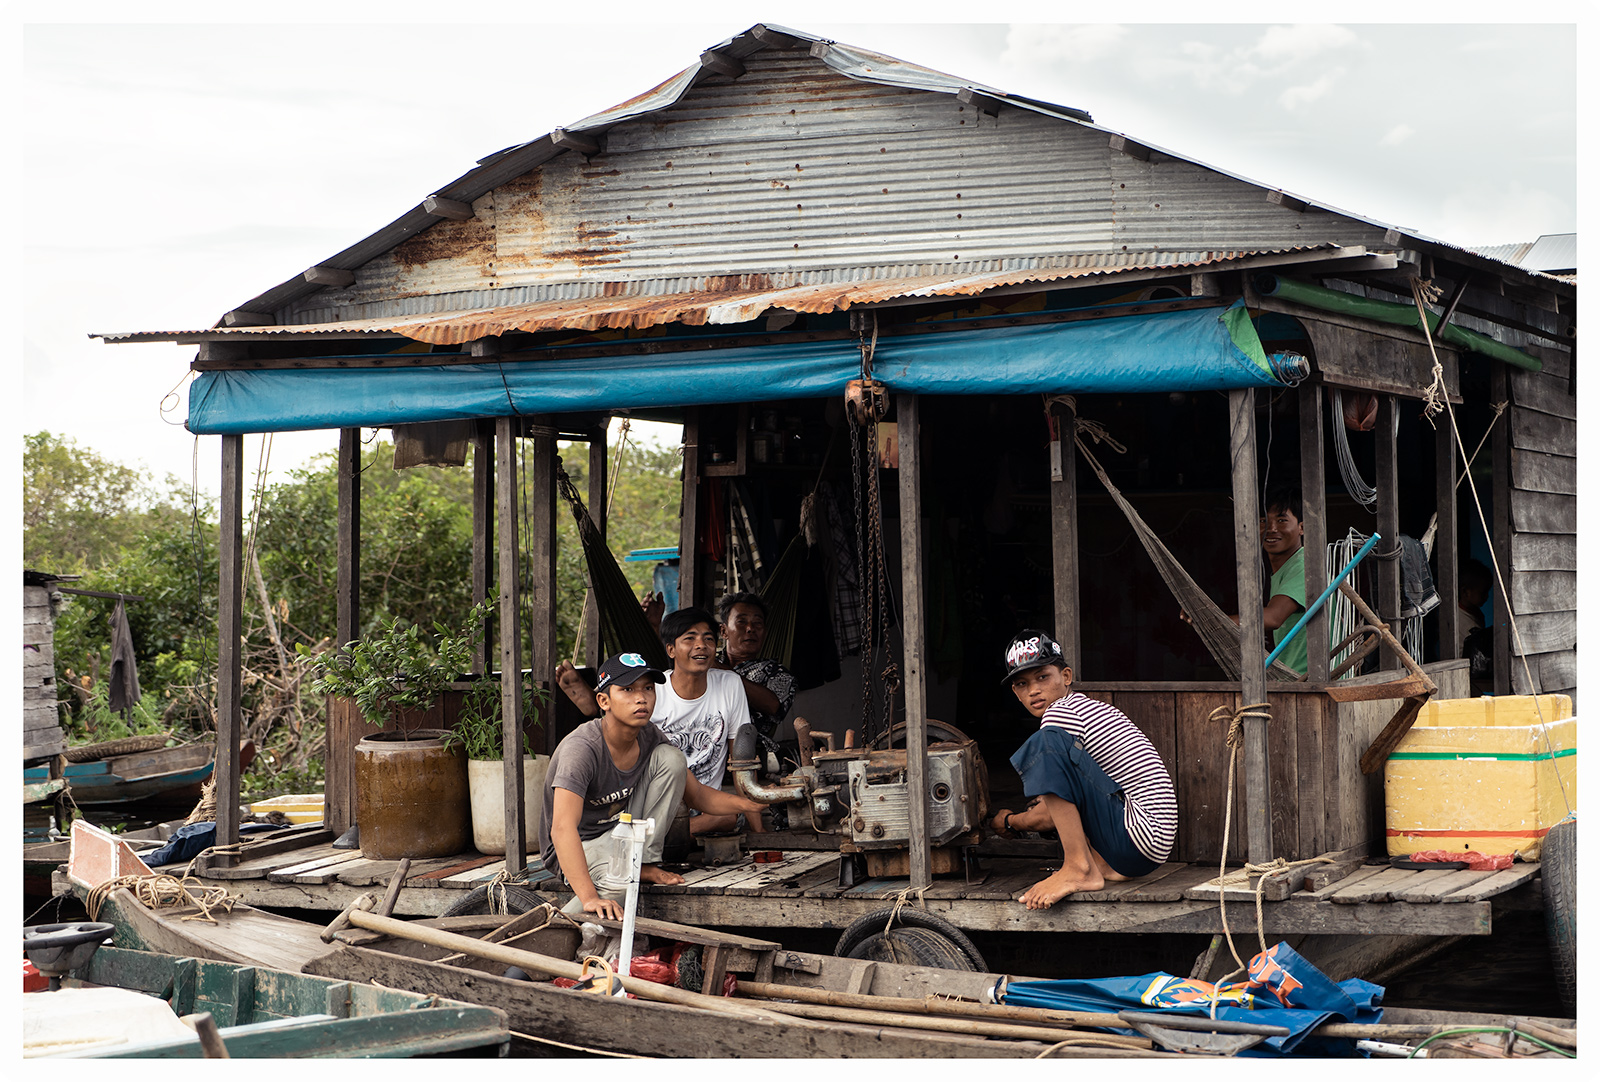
{"left": 653, "top": 606, "right": 763, "bottom": 835}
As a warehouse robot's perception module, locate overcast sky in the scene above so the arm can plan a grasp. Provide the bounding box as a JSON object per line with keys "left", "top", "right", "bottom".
{"left": 20, "top": 7, "right": 1584, "bottom": 506}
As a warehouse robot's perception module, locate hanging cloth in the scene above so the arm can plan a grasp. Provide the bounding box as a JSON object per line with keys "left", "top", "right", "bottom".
{"left": 555, "top": 467, "right": 671, "bottom": 672}
{"left": 1070, "top": 416, "right": 1303, "bottom": 683}
{"left": 107, "top": 599, "right": 142, "bottom": 712}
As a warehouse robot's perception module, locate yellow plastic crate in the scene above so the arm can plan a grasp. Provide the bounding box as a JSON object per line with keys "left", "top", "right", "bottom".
{"left": 1385, "top": 696, "right": 1576, "bottom": 860}
{"left": 248, "top": 793, "right": 326, "bottom": 825}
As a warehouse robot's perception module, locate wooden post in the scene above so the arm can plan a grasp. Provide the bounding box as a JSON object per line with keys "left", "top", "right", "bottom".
{"left": 496, "top": 417, "right": 527, "bottom": 871}
{"left": 1375, "top": 396, "right": 1402, "bottom": 670}
{"left": 678, "top": 408, "right": 701, "bottom": 612}
{"left": 1298, "top": 383, "right": 1330, "bottom": 682}
{"left": 529, "top": 419, "right": 559, "bottom": 761}
{"left": 1434, "top": 406, "right": 1461, "bottom": 660}
{"left": 1049, "top": 400, "right": 1082, "bottom": 675}
{"left": 329, "top": 428, "right": 363, "bottom": 834}
{"left": 896, "top": 394, "right": 931, "bottom": 890}
{"left": 216, "top": 434, "right": 245, "bottom": 855}
{"left": 1490, "top": 365, "right": 1513, "bottom": 694}
{"left": 1228, "top": 389, "right": 1271, "bottom": 862}
{"left": 585, "top": 422, "right": 608, "bottom": 666}
{"left": 471, "top": 421, "right": 495, "bottom": 673}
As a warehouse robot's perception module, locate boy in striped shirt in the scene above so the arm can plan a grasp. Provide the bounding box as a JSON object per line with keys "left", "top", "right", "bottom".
{"left": 990, "top": 630, "right": 1178, "bottom": 909}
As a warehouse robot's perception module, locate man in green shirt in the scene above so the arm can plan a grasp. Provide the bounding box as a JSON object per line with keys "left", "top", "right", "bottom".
{"left": 1260, "top": 487, "right": 1309, "bottom": 675}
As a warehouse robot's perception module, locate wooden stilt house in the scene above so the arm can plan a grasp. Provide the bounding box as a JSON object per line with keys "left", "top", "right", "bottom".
{"left": 98, "top": 25, "right": 1575, "bottom": 886}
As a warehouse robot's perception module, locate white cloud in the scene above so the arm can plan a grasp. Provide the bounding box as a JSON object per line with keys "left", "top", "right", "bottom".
{"left": 1001, "top": 23, "right": 1128, "bottom": 68}
{"left": 1380, "top": 124, "right": 1416, "bottom": 147}
{"left": 1249, "top": 24, "right": 1359, "bottom": 65}
{"left": 1279, "top": 72, "right": 1343, "bottom": 110}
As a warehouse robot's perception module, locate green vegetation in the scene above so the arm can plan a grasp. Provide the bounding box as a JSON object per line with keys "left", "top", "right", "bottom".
{"left": 442, "top": 679, "right": 547, "bottom": 761}
{"left": 24, "top": 427, "right": 681, "bottom": 797}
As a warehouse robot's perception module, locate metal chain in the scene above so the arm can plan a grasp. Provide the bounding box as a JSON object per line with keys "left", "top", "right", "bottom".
{"left": 850, "top": 416, "right": 876, "bottom": 740}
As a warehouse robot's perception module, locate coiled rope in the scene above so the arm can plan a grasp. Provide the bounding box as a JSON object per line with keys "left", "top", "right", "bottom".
{"left": 85, "top": 871, "right": 237, "bottom": 925}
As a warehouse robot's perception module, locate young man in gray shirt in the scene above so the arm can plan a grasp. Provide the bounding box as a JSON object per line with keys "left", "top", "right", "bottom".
{"left": 539, "top": 651, "right": 764, "bottom": 919}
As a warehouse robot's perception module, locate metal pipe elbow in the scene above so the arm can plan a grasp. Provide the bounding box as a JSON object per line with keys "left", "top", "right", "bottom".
{"left": 730, "top": 761, "right": 808, "bottom": 805}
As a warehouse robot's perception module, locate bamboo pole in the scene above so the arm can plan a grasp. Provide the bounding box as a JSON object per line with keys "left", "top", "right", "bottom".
{"left": 737, "top": 979, "right": 1124, "bottom": 1028}
{"left": 731, "top": 997, "right": 1154, "bottom": 1050}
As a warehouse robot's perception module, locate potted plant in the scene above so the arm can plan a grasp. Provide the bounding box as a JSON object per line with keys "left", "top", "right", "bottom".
{"left": 445, "top": 678, "right": 551, "bottom": 855}
{"left": 301, "top": 600, "right": 494, "bottom": 859}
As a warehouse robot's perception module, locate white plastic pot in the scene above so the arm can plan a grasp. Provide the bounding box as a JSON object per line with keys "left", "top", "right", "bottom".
{"left": 467, "top": 755, "right": 549, "bottom": 855}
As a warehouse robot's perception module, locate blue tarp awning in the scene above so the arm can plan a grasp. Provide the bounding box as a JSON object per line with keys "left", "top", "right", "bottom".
{"left": 187, "top": 301, "right": 1283, "bottom": 435}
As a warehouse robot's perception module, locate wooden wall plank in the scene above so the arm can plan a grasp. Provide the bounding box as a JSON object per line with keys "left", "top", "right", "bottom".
{"left": 1509, "top": 367, "right": 1578, "bottom": 419}
{"left": 1506, "top": 611, "right": 1577, "bottom": 657}
{"left": 1510, "top": 570, "right": 1576, "bottom": 615}
{"left": 1510, "top": 491, "right": 1576, "bottom": 534}
{"left": 1511, "top": 533, "right": 1577, "bottom": 571}
{"left": 1293, "top": 694, "right": 1325, "bottom": 860}
{"left": 1266, "top": 690, "right": 1300, "bottom": 861}
{"left": 1434, "top": 405, "right": 1461, "bottom": 662}
{"left": 1510, "top": 649, "right": 1578, "bottom": 698}
{"left": 1520, "top": 343, "right": 1571, "bottom": 380}
{"left": 1509, "top": 409, "right": 1575, "bottom": 457}
{"left": 1491, "top": 365, "right": 1512, "bottom": 695}
{"left": 1511, "top": 448, "right": 1577, "bottom": 495}
{"left": 1174, "top": 690, "right": 1246, "bottom": 864}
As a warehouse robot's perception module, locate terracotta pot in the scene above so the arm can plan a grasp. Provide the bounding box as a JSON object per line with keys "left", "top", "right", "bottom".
{"left": 353, "top": 729, "right": 469, "bottom": 859}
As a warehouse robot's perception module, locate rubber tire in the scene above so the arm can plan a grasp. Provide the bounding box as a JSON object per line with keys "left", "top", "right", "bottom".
{"left": 440, "top": 882, "right": 552, "bottom": 918}
{"left": 847, "top": 927, "right": 978, "bottom": 970}
{"left": 868, "top": 719, "right": 976, "bottom": 750}
{"left": 1542, "top": 817, "right": 1577, "bottom": 1014}
{"left": 834, "top": 906, "right": 988, "bottom": 972}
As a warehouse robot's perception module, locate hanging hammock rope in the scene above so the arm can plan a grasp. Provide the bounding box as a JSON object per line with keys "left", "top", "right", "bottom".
{"left": 1062, "top": 402, "right": 1302, "bottom": 682}
{"left": 555, "top": 463, "right": 670, "bottom": 672}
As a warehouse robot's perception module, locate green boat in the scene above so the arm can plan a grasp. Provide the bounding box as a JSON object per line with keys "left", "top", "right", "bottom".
{"left": 26, "top": 944, "right": 509, "bottom": 1058}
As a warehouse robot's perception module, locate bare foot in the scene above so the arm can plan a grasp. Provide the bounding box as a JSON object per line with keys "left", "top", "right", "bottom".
{"left": 555, "top": 660, "right": 598, "bottom": 715}
{"left": 639, "top": 864, "right": 684, "bottom": 886}
{"left": 1018, "top": 867, "right": 1105, "bottom": 909}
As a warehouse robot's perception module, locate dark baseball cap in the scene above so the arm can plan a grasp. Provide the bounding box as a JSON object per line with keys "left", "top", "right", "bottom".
{"left": 1000, "top": 630, "right": 1067, "bottom": 684}
{"left": 594, "top": 652, "right": 666, "bottom": 694}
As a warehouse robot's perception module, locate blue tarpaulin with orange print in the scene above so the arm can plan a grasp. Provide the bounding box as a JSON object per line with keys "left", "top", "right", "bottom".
{"left": 1003, "top": 941, "right": 1383, "bottom": 1056}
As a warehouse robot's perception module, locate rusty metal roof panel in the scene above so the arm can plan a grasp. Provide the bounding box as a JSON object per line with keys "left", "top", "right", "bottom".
{"left": 100, "top": 250, "right": 1326, "bottom": 346}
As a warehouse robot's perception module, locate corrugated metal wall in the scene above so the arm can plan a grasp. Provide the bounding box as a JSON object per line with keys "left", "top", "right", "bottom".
{"left": 286, "top": 47, "right": 1395, "bottom": 326}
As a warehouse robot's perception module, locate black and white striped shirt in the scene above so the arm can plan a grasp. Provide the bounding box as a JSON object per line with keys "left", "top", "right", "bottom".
{"left": 1040, "top": 693, "right": 1177, "bottom": 863}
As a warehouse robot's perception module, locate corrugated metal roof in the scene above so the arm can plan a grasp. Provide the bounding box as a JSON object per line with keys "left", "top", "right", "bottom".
{"left": 1521, "top": 233, "right": 1577, "bottom": 273}
{"left": 96, "top": 249, "right": 1326, "bottom": 346}
{"left": 196, "top": 23, "right": 1568, "bottom": 328}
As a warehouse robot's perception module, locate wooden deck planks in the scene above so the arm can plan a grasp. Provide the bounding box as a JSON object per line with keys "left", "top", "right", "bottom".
{"left": 1392, "top": 869, "right": 1496, "bottom": 903}
{"left": 1438, "top": 863, "right": 1540, "bottom": 902}
{"left": 1301, "top": 863, "right": 1389, "bottom": 901}
{"left": 1066, "top": 862, "right": 1187, "bottom": 903}
{"left": 1326, "top": 866, "right": 1419, "bottom": 904}
{"left": 723, "top": 853, "right": 836, "bottom": 896}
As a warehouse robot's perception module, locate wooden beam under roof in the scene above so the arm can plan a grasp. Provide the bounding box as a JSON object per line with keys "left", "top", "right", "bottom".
{"left": 699, "top": 49, "right": 745, "bottom": 78}
{"left": 422, "top": 196, "right": 474, "bottom": 221}
{"left": 1266, "top": 190, "right": 1309, "bottom": 213}
{"left": 223, "top": 310, "right": 274, "bottom": 327}
{"left": 750, "top": 24, "right": 799, "bottom": 49}
{"left": 304, "top": 266, "right": 356, "bottom": 287}
{"left": 1108, "top": 134, "right": 1152, "bottom": 161}
{"left": 955, "top": 87, "right": 1004, "bottom": 116}
{"left": 550, "top": 128, "right": 602, "bottom": 156}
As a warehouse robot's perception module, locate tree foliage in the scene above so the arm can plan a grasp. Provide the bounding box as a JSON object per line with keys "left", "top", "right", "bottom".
{"left": 28, "top": 425, "right": 684, "bottom": 797}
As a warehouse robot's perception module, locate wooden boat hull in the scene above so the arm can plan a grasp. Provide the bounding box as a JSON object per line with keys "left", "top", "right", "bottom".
{"left": 24, "top": 740, "right": 257, "bottom": 808}
{"left": 37, "top": 946, "right": 508, "bottom": 1058}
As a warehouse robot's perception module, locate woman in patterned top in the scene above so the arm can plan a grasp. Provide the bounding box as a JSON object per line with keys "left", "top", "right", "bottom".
{"left": 713, "top": 592, "right": 796, "bottom": 754}
{"left": 989, "top": 629, "right": 1178, "bottom": 909}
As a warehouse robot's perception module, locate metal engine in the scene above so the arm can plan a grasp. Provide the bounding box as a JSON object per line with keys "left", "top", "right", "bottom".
{"left": 729, "top": 718, "right": 989, "bottom": 878}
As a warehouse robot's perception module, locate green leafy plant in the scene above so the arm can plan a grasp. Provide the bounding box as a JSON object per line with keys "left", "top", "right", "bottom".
{"left": 299, "top": 599, "right": 495, "bottom": 730}
{"left": 443, "top": 678, "right": 548, "bottom": 761}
